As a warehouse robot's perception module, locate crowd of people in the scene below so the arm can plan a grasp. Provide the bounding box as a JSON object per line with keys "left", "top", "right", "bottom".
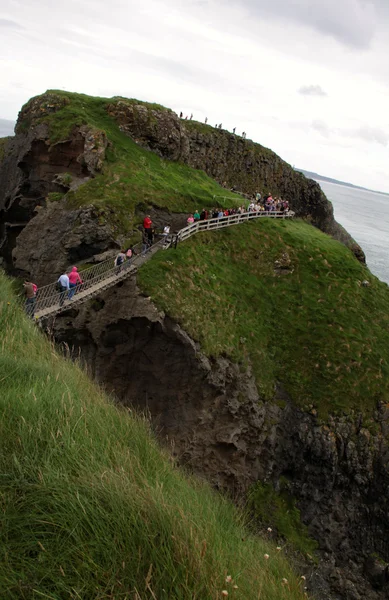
{"left": 23, "top": 200, "right": 291, "bottom": 319}
{"left": 179, "top": 112, "right": 247, "bottom": 139}
{"left": 185, "top": 194, "right": 290, "bottom": 225}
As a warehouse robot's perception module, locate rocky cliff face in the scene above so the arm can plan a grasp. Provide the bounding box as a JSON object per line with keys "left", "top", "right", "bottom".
{"left": 0, "top": 94, "right": 110, "bottom": 275}
{"left": 52, "top": 277, "right": 389, "bottom": 600}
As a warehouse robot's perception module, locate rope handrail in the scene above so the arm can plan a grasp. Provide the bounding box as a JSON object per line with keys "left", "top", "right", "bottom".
{"left": 33, "top": 209, "right": 293, "bottom": 320}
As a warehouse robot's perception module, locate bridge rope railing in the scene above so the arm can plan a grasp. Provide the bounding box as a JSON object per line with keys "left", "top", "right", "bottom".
{"left": 34, "top": 238, "right": 164, "bottom": 318}
{"left": 34, "top": 209, "right": 294, "bottom": 319}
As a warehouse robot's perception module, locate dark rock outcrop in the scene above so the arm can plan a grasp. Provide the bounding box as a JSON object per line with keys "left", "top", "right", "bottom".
{"left": 12, "top": 200, "right": 117, "bottom": 284}
{"left": 52, "top": 277, "right": 389, "bottom": 600}
{"left": 0, "top": 95, "right": 108, "bottom": 271}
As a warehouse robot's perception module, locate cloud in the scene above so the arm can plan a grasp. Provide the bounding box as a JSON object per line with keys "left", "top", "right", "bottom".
{"left": 236, "top": 0, "right": 380, "bottom": 48}
{"left": 344, "top": 125, "right": 389, "bottom": 146}
{"left": 0, "top": 18, "right": 23, "bottom": 30}
{"left": 299, "top": 85, "right": 327, "bottom": 97}
{"left": 311, "top": 120, "right": 331, "bottom": 137}
{"left": 0, "top": 119, "right": 15, "bottom": 137}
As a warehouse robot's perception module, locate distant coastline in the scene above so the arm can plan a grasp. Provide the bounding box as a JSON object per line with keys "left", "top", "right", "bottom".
{"left": 298, "top": 169, "right": 389, "bottom": 198}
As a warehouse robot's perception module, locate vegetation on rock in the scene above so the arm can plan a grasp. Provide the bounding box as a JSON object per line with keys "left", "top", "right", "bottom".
{"left": 0, "top": 271, "right": 308, "bottom": 599}
{"left": 138, "top": 219, "right": 389, "bottom": 418}
{"left": 18, "top": 90, "right": 241, "bottom": 231}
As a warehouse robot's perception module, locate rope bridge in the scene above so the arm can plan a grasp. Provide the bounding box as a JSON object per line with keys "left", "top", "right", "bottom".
{"left": 34, "top": 210, "right": 293, "bottom": 321}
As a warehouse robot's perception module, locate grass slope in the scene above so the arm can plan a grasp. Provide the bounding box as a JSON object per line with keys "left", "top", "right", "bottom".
{"left": 0, "top": 272, "right": 307, "bottom": 600}
{"left": 138, "top": 219, "right": 389, "bottom": 418}
{"left": 28, "top": 90, "right": 242, "bottom": 230}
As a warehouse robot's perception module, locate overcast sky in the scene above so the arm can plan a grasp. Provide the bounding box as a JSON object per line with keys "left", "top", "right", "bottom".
{"left": 1, "top": 0, "right": 389, "bottom": 191}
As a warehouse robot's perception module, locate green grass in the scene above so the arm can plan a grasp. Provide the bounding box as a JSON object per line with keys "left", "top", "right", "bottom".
{"left": 0, "top": 271, "right": 308, "bottom": 599}
{"left": 138, "top": 218, "right": 389, "bottom": 418}
{"left": 20, "top": 90, "right": 242, "bottom": 231}
{"left": 248, "top": 483, "right": 318, "bottom": 558}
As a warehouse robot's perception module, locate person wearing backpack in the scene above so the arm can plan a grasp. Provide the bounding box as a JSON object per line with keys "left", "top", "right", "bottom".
{"left": 114, "top": 251, "right": 126, "bottom": 275}
{"left": 57, "top": 272, "right": 70, "bottom": 307}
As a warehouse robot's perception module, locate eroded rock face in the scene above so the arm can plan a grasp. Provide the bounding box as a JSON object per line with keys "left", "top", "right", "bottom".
{"left": 52, "top": 277, "right": 389, "bottom": 600}
{"left": 12, "top": 200, "right": 117, "bottom": 284}
{"left": 0, "top": 95, "right": 108, "bottom": 271}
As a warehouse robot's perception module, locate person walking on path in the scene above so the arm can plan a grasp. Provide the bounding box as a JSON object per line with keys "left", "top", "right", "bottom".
{"left": 23, "top": 281, "right": 37, "bottom": 318}
{"left": 114, "top": 250, "right": 126, "bottom": 275}
{"left": 57, "top": 272, "right": 70, "bottom": 307}
{"left": 68, "top": 266, "right": 83, "bottom": 299}
{"left": 141, "top": 231, "right": 151, "bottom": 257}
{"left": 143, "top": 215, "right": 153, "bottom": 243}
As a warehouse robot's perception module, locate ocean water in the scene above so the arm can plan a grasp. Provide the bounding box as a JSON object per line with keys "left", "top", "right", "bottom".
{"left": 317, "top": 180, "right": 389, "bottom": 285}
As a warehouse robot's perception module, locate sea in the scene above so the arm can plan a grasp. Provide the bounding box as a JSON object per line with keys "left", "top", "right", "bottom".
{"left": 317, "top": 180, "right": 389, "bottom": 285}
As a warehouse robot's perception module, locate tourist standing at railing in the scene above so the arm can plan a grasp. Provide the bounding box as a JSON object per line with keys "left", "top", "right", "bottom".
{"left": 193, "top": 210, "right": 200, "bottom": 221}
{"left": 68, "top": 267, "right": 83, "bottom": 300}
{"left": 187, "top": 214, "right": 195, "bottom": 225}
{"left": 23, "top": 281, "right": 37, "bottom": 318}
{"left": 57, "top": 272, "right": 70, "bottom": 307}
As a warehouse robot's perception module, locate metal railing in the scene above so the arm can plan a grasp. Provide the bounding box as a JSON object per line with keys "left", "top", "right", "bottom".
{"left": 177, "top": 210, "right": 294, "bottom": 243}
{"left": 33, "top": 210, "right": 294, "bottom": 320}
{"left": 34, "top": 238, "right": 166, "bottom": 320}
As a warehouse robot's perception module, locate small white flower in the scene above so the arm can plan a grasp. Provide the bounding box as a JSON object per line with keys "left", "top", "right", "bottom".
{"left": 233, "top": 585, "right": 238, "bottom": 589}
{"left": 267, "top": 527, "right": 272, "bottom": 532}
{"left": 276, "top": 546, "right": 282, "bottom": 551}
{"left": 301, "top": 575, "right": 306, "bottom": 580}
{"left": 282, "top": 578, "right": 288, "bottom": 584}
{"left": 221, "top": 591, "right": 229, "bottom": 597}
{"left": 264, "top": 554, "right": 269, "bottom": 560}
{"left": 225, "top": 575, "right": 232, "bottom": 584}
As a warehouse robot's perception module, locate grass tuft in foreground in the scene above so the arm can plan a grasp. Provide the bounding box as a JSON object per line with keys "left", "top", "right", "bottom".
{"left": 138, "top": 218, "right": 389, "bottom": 418}
{"left": 0, "top": 271, "right": 308, "bottom": 599}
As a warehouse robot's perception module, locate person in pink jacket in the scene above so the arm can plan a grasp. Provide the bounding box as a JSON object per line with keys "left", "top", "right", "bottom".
{"left": 68, "top": 266, "right": 83, "bottom": 299}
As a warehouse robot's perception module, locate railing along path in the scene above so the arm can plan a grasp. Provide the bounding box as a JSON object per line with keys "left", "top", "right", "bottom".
{"left": 34, "top": 210, "right": 293, "bottom": 321}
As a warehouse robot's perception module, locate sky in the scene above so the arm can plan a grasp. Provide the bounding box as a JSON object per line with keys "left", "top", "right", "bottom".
{"left": 1, "top": 0, "right": 389, "bottom": 192}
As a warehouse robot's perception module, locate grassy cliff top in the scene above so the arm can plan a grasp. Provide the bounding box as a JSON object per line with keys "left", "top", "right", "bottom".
{"left": 16, "top": 90, "right": 243, "bottom": 230}
{"left": 138, "top": 219, "right": 389, "bottom": 419}
{"left": 0, "top": 271, "right": 308, "bottom": 599}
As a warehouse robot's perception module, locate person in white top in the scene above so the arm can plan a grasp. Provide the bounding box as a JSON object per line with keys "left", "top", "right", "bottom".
{"left": 57, "top": 272, "right": 70, "bottom": 307}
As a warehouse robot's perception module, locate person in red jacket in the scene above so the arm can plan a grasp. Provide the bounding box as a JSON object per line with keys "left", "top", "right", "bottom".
{"left": 143, "top": 215, "right": 152, "bottom": 230}
{"left": 143, "top": 215, "right": 153, "bottom": 243}
{"left": 68, "top": 266, "right": 83, "bottom": 299}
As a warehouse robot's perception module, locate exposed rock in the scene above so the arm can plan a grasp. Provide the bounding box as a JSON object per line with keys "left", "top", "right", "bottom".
{"left": 0, "top": 94, "right": 109, "bottom": 271}
{"left": 12, "top": 200, "right": 117, "bottom": 284}
{"left": 274, "top": 251, "right": 294, "bottom": 274}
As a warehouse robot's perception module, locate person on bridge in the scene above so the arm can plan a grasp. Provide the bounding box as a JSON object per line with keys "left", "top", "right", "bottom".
{"left": 68, "top": 266, "right": 83, "bottom": 299}
{"left": 114, "top": 251, "right": 126, "bottom": 274}
{"left": 187, "top": 214, "right": 195, "bottom": 225}
{"left": 141, "top": 231, "right": 152, "bottom": 256}
{"left": 23, "top": 281, "right": 37, "bottom": 318}
{"left": 57, "top": 272, "right": 70, "bottom": 307}
{"left": 143, "top": 215, "right": 152, "bottom": 230}
{"left": 193, "top": 210, "right": 200, "bottom": 221}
